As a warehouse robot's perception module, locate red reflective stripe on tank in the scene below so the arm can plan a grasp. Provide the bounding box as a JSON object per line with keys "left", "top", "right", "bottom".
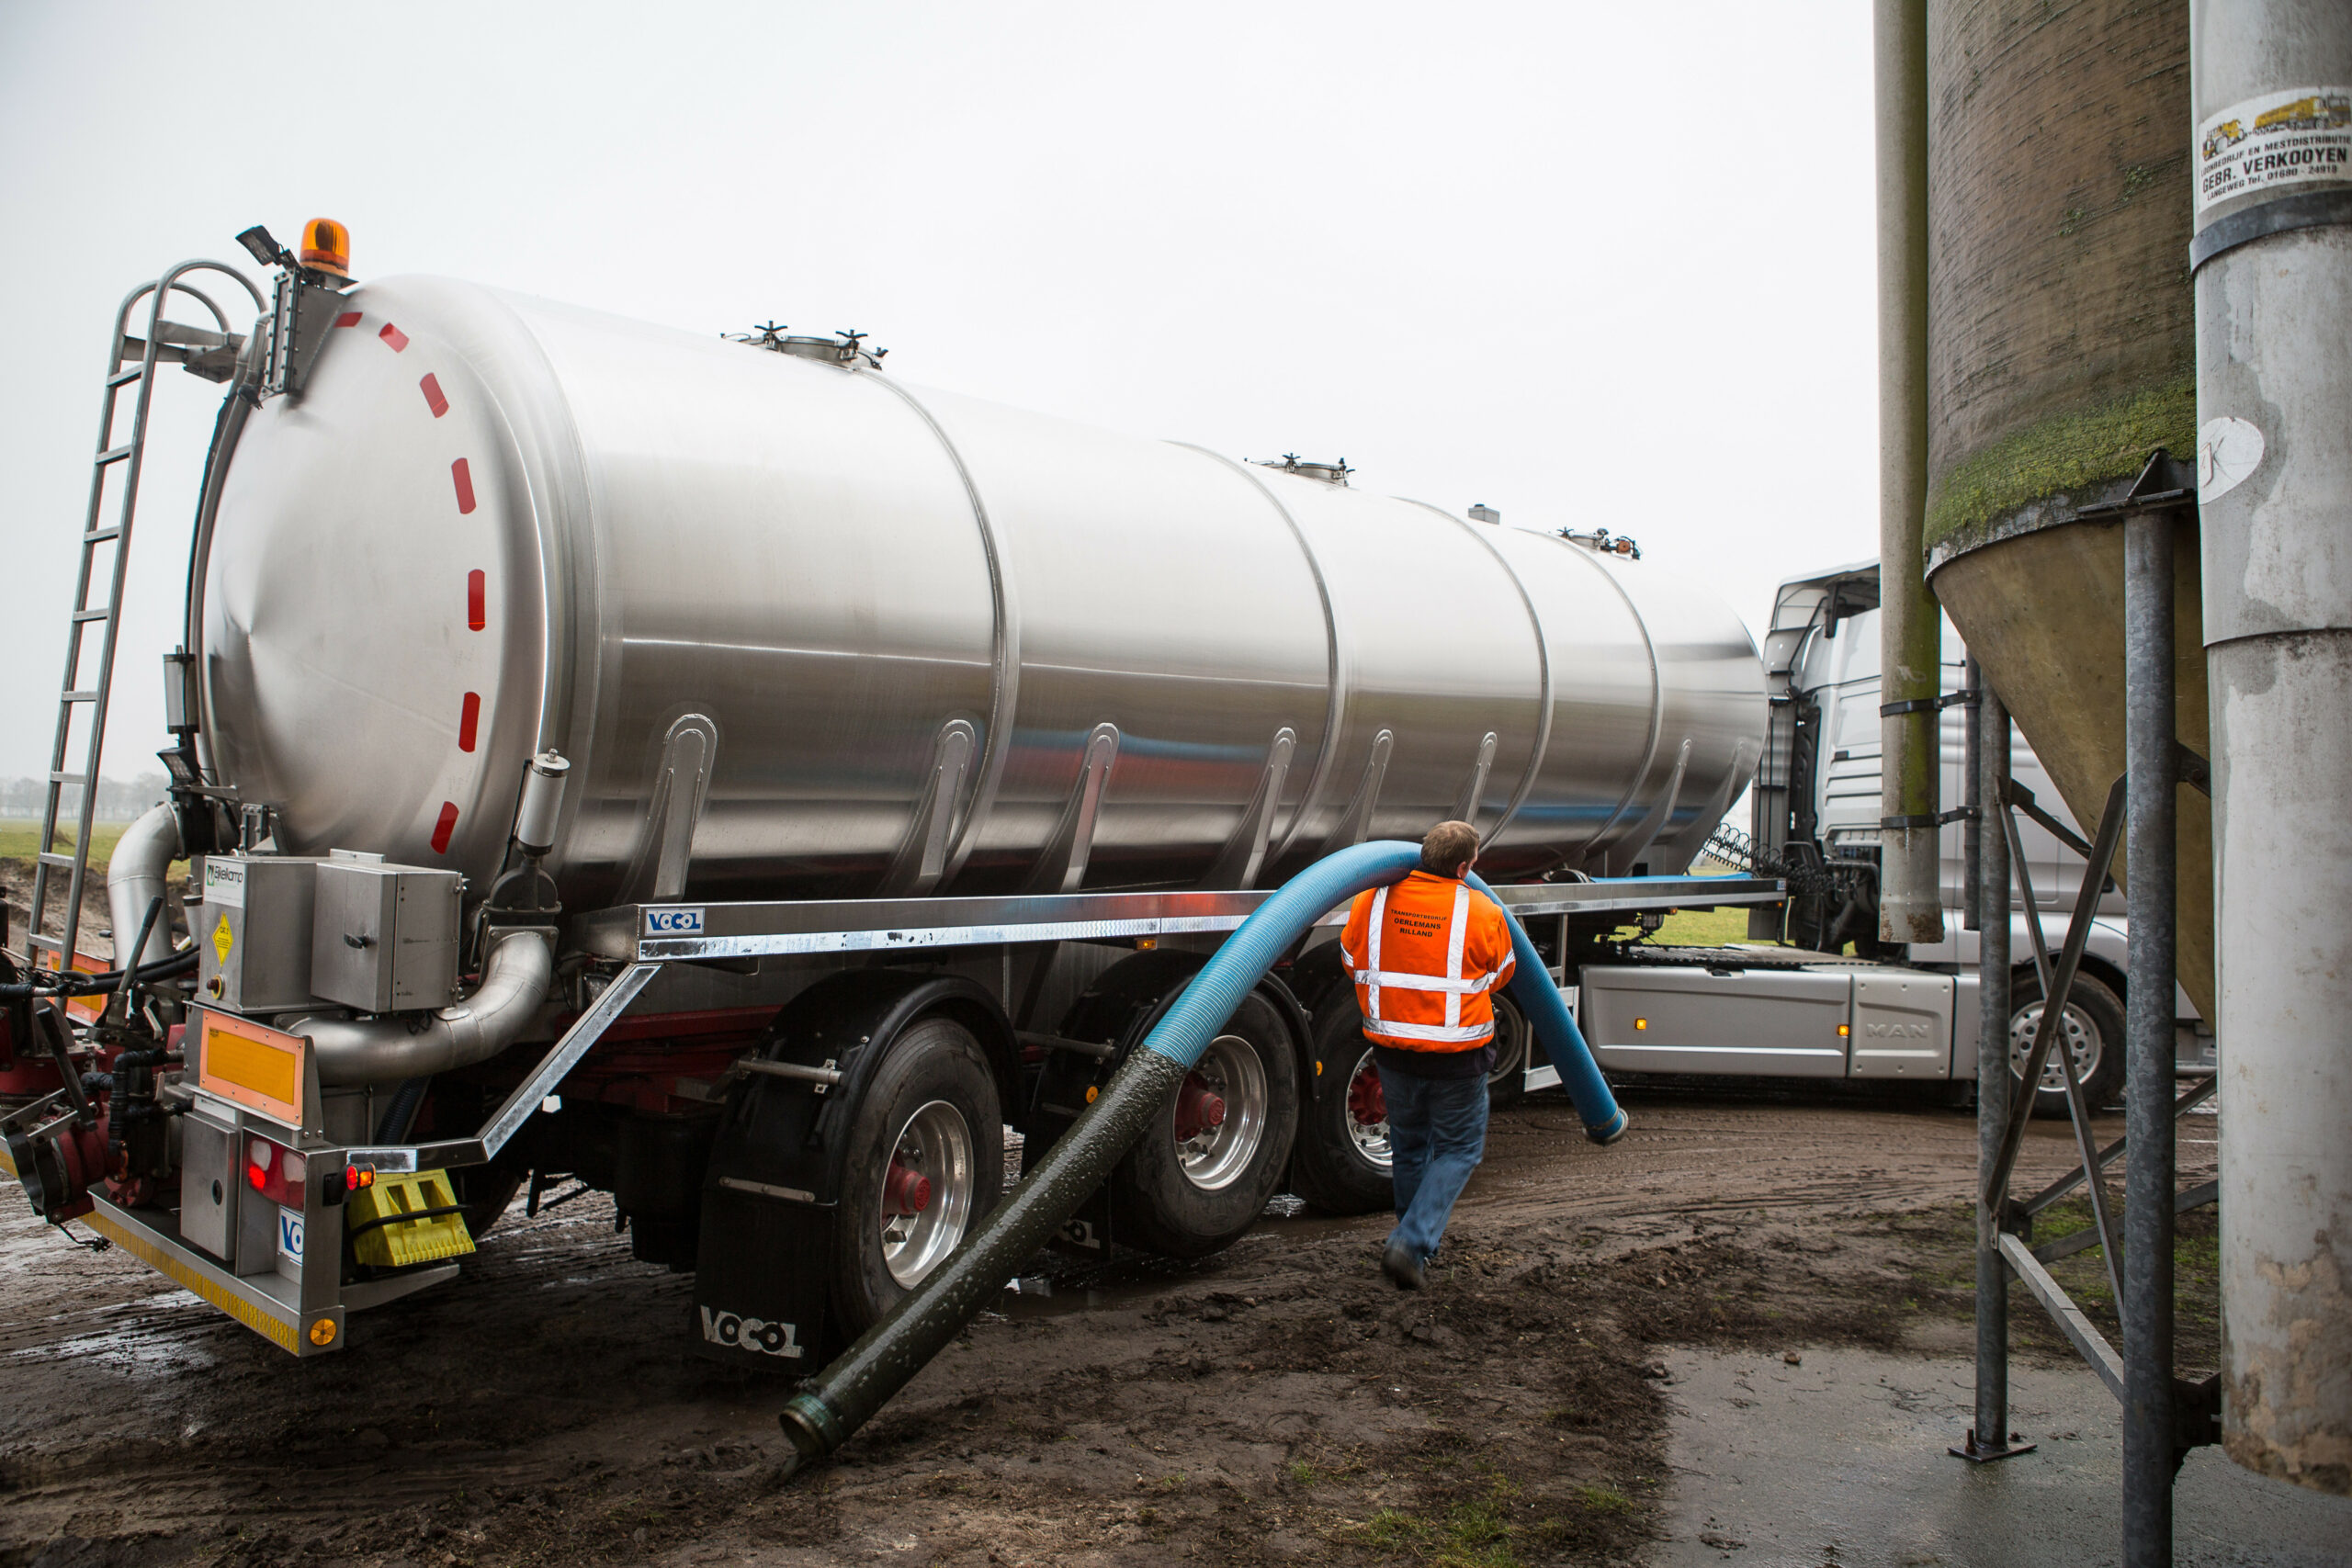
{"left": 451, "top": 458, "right": 476, "bottom": 514}
{"left": 467, "top": 570, "right": 486, "bottom": 630}
{"left": 379, "top": 323, "right": 409, "bottom": 352}
{"left": 334, "top": 311, "right": 362, "bottom": 329}
{"left": 458, "top": 693, "right": 481, "bottom": 752}
{"left": 420, "top": 373, "right": 448, "bottom": 418}
{"left": 431, "top": 802, "right": 459, "bottom": 854}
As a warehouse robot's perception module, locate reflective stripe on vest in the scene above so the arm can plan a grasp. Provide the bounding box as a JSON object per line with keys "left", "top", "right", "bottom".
{"left": 1357, "top": 884, "right": 1495, "bottom": 1044}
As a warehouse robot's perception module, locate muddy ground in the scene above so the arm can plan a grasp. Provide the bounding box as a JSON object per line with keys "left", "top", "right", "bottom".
{"left": 0, "top": 1087, "right": 2215, "bottom": 1568}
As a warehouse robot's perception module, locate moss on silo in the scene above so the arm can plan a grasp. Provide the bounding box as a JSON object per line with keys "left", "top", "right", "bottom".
{"left": 1925, "top": 0, "right": 2193, "bottom": 550}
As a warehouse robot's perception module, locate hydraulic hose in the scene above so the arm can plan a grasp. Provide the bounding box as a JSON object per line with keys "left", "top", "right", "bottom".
{"left": 0, "top": 949, "right": 198, "bottom": 1000}
{"left": 775, "top": 840, "right": 1626, "bottom": 1477}
{"left": 375, "top": 1077, "right": 433, "bottom": 1143}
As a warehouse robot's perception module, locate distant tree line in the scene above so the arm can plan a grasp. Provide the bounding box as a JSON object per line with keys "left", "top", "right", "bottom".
{"left": 0, "top": 773, "right": 171, "bottom": 821}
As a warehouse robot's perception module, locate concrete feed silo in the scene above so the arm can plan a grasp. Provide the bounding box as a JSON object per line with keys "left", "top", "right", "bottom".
{"left": 1918, "top": 1, "right": 2215, "bottom": 1023}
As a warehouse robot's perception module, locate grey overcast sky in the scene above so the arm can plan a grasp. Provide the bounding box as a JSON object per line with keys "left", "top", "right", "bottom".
{"left": 0, "top": 0, "right": 1877, "bottom": 784}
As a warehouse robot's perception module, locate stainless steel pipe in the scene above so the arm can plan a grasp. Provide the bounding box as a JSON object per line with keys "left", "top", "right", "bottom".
{"left": 296, "top": 929, "right": 553, "bottom": 1088}
{"left": 2122, "top": 508, "right": 2180, "bottom": 1558}
{"left": 1873, "top": 0, "right": 1946, "bottom": 948}
{"left": 106, "top": 803, "right": 183, "bottom": 973}
{"left": 1971, "top": 682, "right": 2013, "bottom": 1458}
{"left": 2192, "top": 0, "right": 2352, "bottom": 1495}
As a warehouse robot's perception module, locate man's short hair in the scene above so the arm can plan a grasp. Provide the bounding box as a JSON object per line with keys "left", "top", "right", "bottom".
{"left": 1420, "top": 820, "right": 1479, "bottom": 877}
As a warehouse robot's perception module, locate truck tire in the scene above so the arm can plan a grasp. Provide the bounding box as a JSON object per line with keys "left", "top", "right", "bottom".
{"left": 2007, "top": 968, "right": 2125, "bottom": 1120}
{"left": 1487, "top": 994, "right": 1530, "bottom": 1109}
{"left": 454, "top": 1168, "right": 525, "bottom": 1238}
{"left": 1287, "top": 1002, "right": 1394, "bottom": 1216}
{"left": 831, "top": 1016, "right": 1002, "bottom": 1333}
{"left": 1109, "top": 990, "right": 1299, "bottom": 1258}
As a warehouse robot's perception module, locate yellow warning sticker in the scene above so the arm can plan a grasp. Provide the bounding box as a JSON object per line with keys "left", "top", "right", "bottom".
{"left": 211, "top": 914, "right": 233, "bottom": 964}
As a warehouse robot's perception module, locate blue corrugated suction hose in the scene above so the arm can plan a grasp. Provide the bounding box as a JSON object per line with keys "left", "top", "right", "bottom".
{"left": 776, "top": 840, "right": 1627, "bottom": 1475}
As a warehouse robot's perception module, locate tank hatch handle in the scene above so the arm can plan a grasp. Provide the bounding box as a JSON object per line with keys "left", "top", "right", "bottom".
{"left": 1449, "top": 733, "right": 1498, "bottom": 826}
{"left": 1603, "top": 737, "right": 1692, "bottom": 877}
{"left": 1198, "top": 728, "right": 1297, "bottom": 891}
{"left": 1020, "top": 724, "right": 1121, "bottom": 897}
{"left": 879, "top": 720, "right": 978, "bottom": 897}
{"left": 618, "top": 715, "right": 717, "bottom": 906}
{"left": 1319, "top": 729, "right": 1394, "bottom": 855}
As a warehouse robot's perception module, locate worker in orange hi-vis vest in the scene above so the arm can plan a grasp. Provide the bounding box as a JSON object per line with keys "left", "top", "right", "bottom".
{"left": 1339, "top": 819, "right": 1516, "bottom": 1290}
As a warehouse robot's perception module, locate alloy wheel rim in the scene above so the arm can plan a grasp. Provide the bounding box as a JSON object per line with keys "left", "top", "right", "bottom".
{"left": 880, "top": 1099, "right": 976, "bottom": 1288}
{"left": 1487, "top": 1000, "right": 1527, "bottom": 1089}
{"left": 2008, "top": 999, "right": 2101, "bottom": 1092}
{"left": 1174, "top": 1033, "right": 1267, "bottom": 1191}
{"left": 1345, "top": 1047, "right": 1393, "bottom": 1170}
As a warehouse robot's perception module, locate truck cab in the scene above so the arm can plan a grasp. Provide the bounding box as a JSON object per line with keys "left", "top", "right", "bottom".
{"left": 1562, "top": 558, "right": 2212, "bottom": 1111}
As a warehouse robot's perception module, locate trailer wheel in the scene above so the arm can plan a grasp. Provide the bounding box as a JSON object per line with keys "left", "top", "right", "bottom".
{"left": 831, "top": 1016, "right": 1002, "bottom": 1332}
{"left": 2007, "top": 969, "right": 2125, "bottom": 1119}
{"left": 454, "top": 1168, "right": 525, "bottom": 1238}
{"left": 1287, "top": 1002, "right": 1395, "bottom": 1215}
{"left": 1487, "top": 994, "right": 1530, "bottom": 1108}
{"left": 1110, "top": 991, "right": 1299, "bottom": 1258}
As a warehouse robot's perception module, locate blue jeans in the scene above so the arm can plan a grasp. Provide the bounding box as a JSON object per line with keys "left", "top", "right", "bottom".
{"left": 1377, "top": 1066, "right": 1489, "bottom": 1264}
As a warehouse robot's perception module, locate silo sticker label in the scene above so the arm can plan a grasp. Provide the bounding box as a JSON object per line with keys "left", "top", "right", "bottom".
{"left": 2198, "top": 417, "right": 2267, "bottom": 504}
{"left": 2197, "top": 87, "right": 2352, "bottom": 217}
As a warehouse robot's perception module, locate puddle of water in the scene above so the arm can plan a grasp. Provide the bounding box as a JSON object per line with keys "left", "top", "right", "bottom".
{"left": 1653, "top": 1346, "right": 2352, "bottom": 1567}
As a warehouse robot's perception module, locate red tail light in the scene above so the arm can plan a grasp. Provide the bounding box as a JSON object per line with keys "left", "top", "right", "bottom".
{"left": 244, "top": 1137, "right": 307, "bottom": 1204}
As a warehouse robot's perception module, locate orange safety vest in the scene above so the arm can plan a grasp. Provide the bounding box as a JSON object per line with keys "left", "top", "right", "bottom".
{"left": 1339, "top": 871, "right": 1518, "bottom": 1051}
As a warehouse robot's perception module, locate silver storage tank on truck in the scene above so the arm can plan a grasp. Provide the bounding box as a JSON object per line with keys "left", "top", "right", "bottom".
{"left": 196, "top": 276, "right": 1763, "bottom": 908}
{"left": 6, "top": 229, "right": 1778, "bottom": 1364}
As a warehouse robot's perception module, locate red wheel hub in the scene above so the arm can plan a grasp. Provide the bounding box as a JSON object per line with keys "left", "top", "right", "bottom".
{"left": 884, "top": 1159, "right": 932, "bottom": 1216}
{"left": 1174, "top": 1075, "right": 1227, "bottom": 1142}
{"left": 1347, "top": 1065, "right": 1386, "bottom": 1126}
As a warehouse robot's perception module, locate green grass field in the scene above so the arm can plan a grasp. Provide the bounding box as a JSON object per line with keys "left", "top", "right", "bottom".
{"left": 0, "top": 818, "right": 133, "bottom": 870}
{"left": 1636, "top": 903, "right": 1770, "bottom": 948}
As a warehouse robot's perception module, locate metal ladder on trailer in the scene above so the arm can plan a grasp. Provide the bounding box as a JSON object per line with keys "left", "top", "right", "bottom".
{"left": 20, "top": 262, "right": 261, "bottom": 974}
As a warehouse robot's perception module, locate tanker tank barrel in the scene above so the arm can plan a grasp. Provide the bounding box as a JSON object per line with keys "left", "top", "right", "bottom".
{"left": 193, "top": 273, "right": 1764, "bottom": 902}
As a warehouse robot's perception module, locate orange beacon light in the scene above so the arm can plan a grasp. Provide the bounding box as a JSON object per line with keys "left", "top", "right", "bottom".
{"left": 300, "top": 218, "right": 351, "bottom": 280}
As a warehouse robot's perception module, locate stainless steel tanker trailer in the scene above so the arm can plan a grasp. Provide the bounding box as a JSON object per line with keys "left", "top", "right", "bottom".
{"left": 2, "top": 224, "right": 1778, "bottom": 1361}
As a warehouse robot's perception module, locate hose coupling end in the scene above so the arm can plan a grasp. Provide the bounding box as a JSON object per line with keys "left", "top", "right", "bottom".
{"left": 777, "top": 1391, "right": 846, "bottom": 1477}
{"left": 1584, "top": 1109, "right": 1630, "bottom": 1146}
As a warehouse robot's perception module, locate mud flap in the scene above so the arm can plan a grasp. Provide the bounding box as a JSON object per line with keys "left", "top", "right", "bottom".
{"left": 691, "top": 1049, "right": 840, "bottom": 1370}
{"left": 691, "top": 1181, "right": 834, "bottom": 1371}
{"left": 691, "top": 969, "right": 1020, "bottom": 1368}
